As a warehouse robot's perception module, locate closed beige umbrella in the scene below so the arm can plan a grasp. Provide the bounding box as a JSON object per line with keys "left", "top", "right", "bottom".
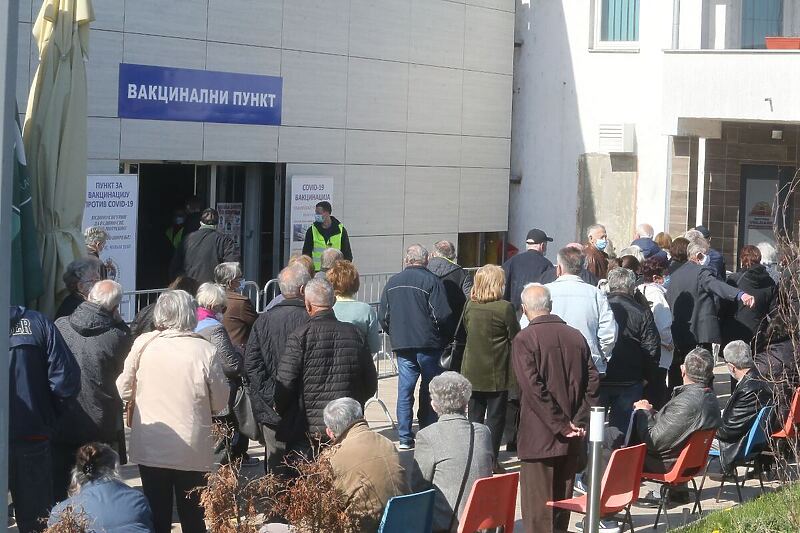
{"left": 23, "top": 0, "right": 94, "bottom": 315}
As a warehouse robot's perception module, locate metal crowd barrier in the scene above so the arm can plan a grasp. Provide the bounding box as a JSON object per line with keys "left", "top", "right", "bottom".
{"left": 121, "top": 288, "right": 168, "bottom": 323}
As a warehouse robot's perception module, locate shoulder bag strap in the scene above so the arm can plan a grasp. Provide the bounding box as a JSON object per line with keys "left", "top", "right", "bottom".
{"left": 448, "top": 423, "right": 475, "bottom": 532}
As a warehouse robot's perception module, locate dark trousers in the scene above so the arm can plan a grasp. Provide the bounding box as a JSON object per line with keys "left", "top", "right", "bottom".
{"left": 598, "top": 382, "right": 644, "bottom": 435}
{"left": 10, "top": 440, "right": 54, "bottom": 533}
{"left": 214, "top": 414, "right": 249, "bottom": 463}
{"left": 468, "top": 390, "right": 509, "bottom": 460}
{"left": 139, "top": 465, "right": 206, "bottom": 533}
{"left": 644, "top": 368, "right": 669, "bottom": 410}
{"left": 520, "top": 455, "right": 578, "bottom": 533}
{"left": 51, "top": 442, "right": 80, "bottom": 503}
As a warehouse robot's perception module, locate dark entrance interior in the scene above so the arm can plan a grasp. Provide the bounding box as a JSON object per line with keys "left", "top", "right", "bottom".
{"left": 136, "top": 163, "right": 210, "bottom": 289}
{"left": 738, "top": 164, "right": 795, "bottom": 265}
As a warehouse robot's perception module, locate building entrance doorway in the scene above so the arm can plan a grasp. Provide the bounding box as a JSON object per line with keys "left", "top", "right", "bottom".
{"left": 131, "top": 162, "right": 285, "bottom": 290}
{"left": 738, "top": 164, "right": 795, "bottom": 263}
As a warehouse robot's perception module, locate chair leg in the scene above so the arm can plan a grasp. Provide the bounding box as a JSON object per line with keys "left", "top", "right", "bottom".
{"left": 756, "top": 458, "right": 766, "bottom": 494}
{"left": 732, "top": 468, "right": 743, "bottom": 503}
{"left": 661, "top": 485, "right": 671, "bottom": 530}
{"left": 652, "top": 485, "right": 667, "bottom": 530}
{"left": 624, "top": 506, "right": 634, "bottom": 532}
{"left": 715, "top": 472, "right": 726, "bottom": 503}
{"left": 690, "top": 478, "right": 703, "bottom": 516}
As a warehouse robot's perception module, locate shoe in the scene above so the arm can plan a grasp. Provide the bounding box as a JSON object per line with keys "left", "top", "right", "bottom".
{"left": 239, "top": 454, "right": 260, "bottom": 467}
{"left": 575, "top": 518, "right": 620, "bottom": 533}
{"left": 398, "top": 441, "right": 415, "bottom": 450}
{"left": 573, "top": 474, "right": 588, "bottom": 495}
{"left": 492, "top": 461, "right": 507, "bottom": 474}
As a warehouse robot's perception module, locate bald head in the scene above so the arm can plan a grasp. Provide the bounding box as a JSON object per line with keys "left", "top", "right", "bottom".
{"left": 636, "top": 223, "right": 654, "bottom": 239}
{"left": 521, "top": 283, "right": 552, "bottom": 321}
{"left": 88, "top": 279, "right": 123, "bottom": 312}
{"left": 278, "top": 264, "right": 311, "bottom": 299}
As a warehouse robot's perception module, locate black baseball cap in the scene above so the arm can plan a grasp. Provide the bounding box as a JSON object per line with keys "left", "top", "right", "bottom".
{"left": 694, "top": 225, "right": 711, "bottom": 239}
{"left": 526, "top": 228, "right": 553, "bottom": 244}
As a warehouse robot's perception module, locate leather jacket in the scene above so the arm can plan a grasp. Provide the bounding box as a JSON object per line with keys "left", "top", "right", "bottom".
{"left": 717, "top": 368, "right": 773, "bottom": 473}
{"left": 635, "top": 383, "right": 721, "bottom": 473}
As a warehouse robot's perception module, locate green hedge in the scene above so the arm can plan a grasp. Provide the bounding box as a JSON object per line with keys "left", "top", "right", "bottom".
{"left": 679, "top": 483, "right": 800, "bottom": 533}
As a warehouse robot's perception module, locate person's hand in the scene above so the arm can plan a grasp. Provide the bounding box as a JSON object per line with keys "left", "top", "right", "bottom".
{"left": 633, "top": 399, "right": 653, "bottom": 411}
{"left": 740, "top": 293, "right": 756, "bottom": 308}
{"left": 560, "top": 421, "right": 585, "bottom": 438}
{"left": 662, "top": 343, "right": 674, "bottom": 351}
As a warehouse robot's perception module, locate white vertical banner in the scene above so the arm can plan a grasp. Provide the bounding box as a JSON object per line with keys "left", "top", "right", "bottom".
{"left": 83, "top": 174, "right": 139, "bottom": 320}
{"left": 289, "top": 175, "right": 334, "bottom": 257}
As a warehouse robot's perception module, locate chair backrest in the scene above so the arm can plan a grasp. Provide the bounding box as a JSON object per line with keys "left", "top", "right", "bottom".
{"left": 742, "top": 405, "right": 775, "bottom": 458}
{"left": 779, "top": 387, "right": 800, "bottom": 437}
{"left": 457, "top": 473, "right": 519, "bottom": 533}
{"left": 598, "top": 443, "right": 647, "bottom": 513}
{"left": 665, "top": 428, "right": 716, "bottom": 483}
{"left": 378, "top": 489, "right": 435, "bottom": 533}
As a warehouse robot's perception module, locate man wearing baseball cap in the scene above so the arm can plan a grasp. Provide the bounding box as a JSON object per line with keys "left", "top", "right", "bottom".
{"left": 502, "top": 228, "right": 555, "bottom": 309}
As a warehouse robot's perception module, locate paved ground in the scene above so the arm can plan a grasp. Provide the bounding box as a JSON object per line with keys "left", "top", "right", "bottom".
{"left": 19, "top": 360, "right": 784, "bottom": 532}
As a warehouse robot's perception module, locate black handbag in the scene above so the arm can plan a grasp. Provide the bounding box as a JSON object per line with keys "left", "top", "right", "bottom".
{"left": 233, "top": 382, "right": 262, "bottom": 442}
{"left": 440, "top": 304, "right": 467, "bottom": 370}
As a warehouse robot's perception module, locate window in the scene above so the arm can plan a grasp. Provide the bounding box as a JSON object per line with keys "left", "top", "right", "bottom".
{"left": 741, "top": 0, "right": 783, "bottom": 49}
{"left": 601, "top": 0, "right": 640, "bottom": 42}
{"left": 592, "top": 0, "right": 640, "bottom": 51}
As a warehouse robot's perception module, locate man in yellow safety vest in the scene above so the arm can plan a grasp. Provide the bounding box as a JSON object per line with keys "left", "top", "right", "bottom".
{"left": 302, "top": 201, "right": 352, "bottom": 270}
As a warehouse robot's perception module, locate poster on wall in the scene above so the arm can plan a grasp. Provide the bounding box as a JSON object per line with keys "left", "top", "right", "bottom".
{"left": 217, "top": 202, "right": 243, "bottom": 259}
{"left": 83, "top": 174, "right": 139, "bottom": 320}
{"left": 289, "top": 176, "right": 334, "bottom": 256}
{"left": 744, "top": 179, "right": 779, "bottom": 247}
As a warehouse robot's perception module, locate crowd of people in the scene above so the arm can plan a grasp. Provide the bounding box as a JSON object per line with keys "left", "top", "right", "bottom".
{"left": 8, "top": 202, "right": 799, "bottom": 533}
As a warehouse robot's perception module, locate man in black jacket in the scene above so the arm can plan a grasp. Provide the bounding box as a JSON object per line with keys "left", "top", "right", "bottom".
{"left": 9, "top": 305, "right": 81, "bottom": 532}
{"left": 714, "top": 341, "right": 773, "bottom": 473}
{"left": 379, "top": 244, "right": 452, "bottom": 449}
{"left": 502, "top": 228, "right": 555, "bottom": 309}
{"left": 632, "top": 347, "right": 721, "bottom": 474}
{"left": 666, "top": 238, "right": 755, "bottom": 392}
{"left": 52, "top": 280, "right": 132, "bottom": 501}
{"left": 169, "top": 208, "right": 237, "bottom": 283}
{"left": 245, "top": 264, "right": 311, "bottom": 474}
{"left": 276, "top": 278, "right": 377, "bottom": 459}
{"left": 603, "top": 267, "right": 661, "bottom": 433}
{"left": 427, "top": 240, "right": 472, "bottom": 371}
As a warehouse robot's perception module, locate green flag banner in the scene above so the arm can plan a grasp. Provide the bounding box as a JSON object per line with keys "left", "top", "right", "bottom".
{"left": 11, "top": 108, "right": 44, "bottom": 306}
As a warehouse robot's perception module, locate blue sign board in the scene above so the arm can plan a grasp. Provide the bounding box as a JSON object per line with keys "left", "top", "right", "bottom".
{"left": 118, "top": 63, "right": 282, "bottom": 126}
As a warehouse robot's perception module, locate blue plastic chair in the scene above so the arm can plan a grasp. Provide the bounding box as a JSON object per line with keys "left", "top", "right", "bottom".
{"left": 378, "top": 489, "right": 436, "bottom": 533}
{"left": 700, "top": 405, "right": 774, "bottom": 502}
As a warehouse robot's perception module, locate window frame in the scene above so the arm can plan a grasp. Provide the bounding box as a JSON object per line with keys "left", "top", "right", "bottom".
{"left": 590, "top": 0, "right": 641, "bottom": 53}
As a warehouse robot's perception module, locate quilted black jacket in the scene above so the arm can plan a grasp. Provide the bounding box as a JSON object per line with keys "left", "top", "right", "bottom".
{"left": 275, "top": 309, "right": 377, "bottom": 442}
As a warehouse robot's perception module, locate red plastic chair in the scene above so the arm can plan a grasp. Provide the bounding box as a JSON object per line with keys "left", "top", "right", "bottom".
{"left": 642, "top": 428, "right": 716, "bottom": 530}
{"left": 457, "top": 472, "right": 519, "bottom": 533}
{"left": 772, "top": 387, "right": 800, "bottom": 439}
{"left": 546, "top": 443, "right": 646, "bottom": 533}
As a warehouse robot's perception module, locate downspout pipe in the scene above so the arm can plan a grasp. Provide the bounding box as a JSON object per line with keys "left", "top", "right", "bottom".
{"left": 672, "top": 0, "right": 681, "bottom": 49}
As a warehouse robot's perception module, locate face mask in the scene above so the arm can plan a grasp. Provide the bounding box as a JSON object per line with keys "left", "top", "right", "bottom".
{"left": 727, "top": 364, "right": 736, "bottom": 379}
{"left": 700, "top": 254, "right": 710, "bottom": 267}
{"left": 174, "top": 217, "right": 185, "bottom": 224}
{"left": 595, "top": 239, "right": 608, "bottom": 251}
{"left": 662, "top": 275, "right": 671, "bottom": 288}
{"left": 314, "top": 214, "right": 325, "bottom": 224}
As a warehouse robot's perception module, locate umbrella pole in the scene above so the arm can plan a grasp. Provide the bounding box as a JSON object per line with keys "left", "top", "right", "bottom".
{"left": 0, "top": 0, "right": 20, "bottom": 528}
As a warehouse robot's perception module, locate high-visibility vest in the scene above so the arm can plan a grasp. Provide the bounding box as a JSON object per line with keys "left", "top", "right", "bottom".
{"left": 165, "top": 226, "right": 184, "bottom": 249}
{"left": 311, "top": 223, "right": 343, "bottom": 270}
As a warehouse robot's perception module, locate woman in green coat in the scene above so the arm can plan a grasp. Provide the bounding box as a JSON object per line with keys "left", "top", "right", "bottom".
{"left": 461, "top": 264, "right": 520, "bottom": 472}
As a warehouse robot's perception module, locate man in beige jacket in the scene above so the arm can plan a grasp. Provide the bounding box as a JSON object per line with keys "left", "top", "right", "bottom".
{"left": 324, "top": 398, "right": 408, "bottom": 530}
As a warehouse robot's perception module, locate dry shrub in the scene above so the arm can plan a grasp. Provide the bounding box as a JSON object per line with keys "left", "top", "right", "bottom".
{"left": 43, "top": 506, "right": 90, "bottom": 533}
{"left": 197, "top": 445, "right": 361, "bottom": 533}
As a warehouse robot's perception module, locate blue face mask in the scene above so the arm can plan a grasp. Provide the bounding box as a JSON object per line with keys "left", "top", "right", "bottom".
{"left": 314, "top": 214, "right": 325, "bottom": 224}
{"left": 700, "top": 254, "right": 710, "bottom": 267}
{"left": 662, "top": 275, "right": 671, "bottom": 288}
{"left": 595, "top": 239, "right": 608, "bottom": 251}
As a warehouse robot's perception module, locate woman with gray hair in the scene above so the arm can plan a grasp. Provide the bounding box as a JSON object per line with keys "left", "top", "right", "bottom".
{"left": 116, "top": 290, "right": 228, "bottom": 533}
{"left": 48, "top": 442, "right": 154, "bottom": 532}
{"left": 194, "top": 282, "right": 255, "bottom": 466}
{"left": 214, "top": 261, "right": 257, "bottom": 350}
{"left": 56, "top": 256, "right": 104, "bottom": 319}
{"left": 410, "top": 372, "right": 493, "bottom": 533}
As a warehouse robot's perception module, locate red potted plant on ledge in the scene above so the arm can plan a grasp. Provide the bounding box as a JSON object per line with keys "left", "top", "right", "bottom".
{"left": 766, "top": 36, "right": 800, "bottom": 49}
